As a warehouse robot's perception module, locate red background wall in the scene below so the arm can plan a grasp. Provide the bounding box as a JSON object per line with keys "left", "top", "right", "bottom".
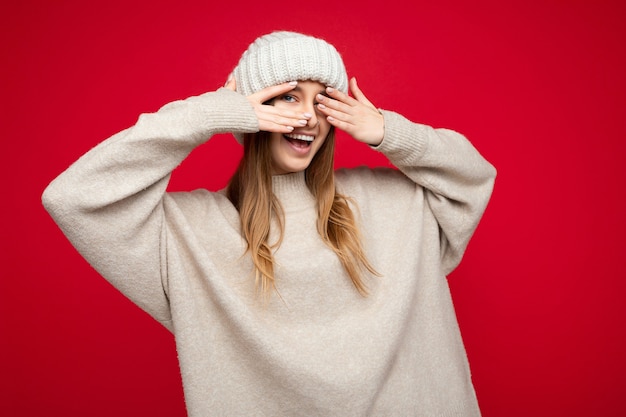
{"left": 2, "top": 0, "right": 625, "bottom": 416}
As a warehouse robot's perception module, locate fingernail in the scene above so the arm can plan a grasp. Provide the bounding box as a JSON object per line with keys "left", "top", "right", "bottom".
{"left": 327, "top": 116, "right": 335, "bottom": 122}
{"left": 303, "top": 113, "right": 313, "bottom": 119}
{"left": 286, "top": 126, "right": 294, "bottom": 131}
{"left": 317, "top": 94, "right": 325, "bottom": 101}
{"left": 298, "top": 120, "right": 307, "bottom": 125}
{"left": 326, "top": 87, "right": 334, "bottom": 93}
{"left": 289, "top": 81, "right": 298, "bottom": 86}
{"left": 318, "top": 103, "right": 326, "bottom": 110}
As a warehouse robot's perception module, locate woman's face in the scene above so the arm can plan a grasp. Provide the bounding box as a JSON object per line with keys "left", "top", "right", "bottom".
{"left": 268, "top": 80, "right": 331, "bottom": 175}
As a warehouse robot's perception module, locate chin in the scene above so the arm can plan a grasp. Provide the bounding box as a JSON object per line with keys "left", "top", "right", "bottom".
{"left": 273, "top": 163, "right": 309, "bottom": 175}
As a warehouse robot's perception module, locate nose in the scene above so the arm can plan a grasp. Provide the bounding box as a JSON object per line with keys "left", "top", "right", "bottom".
{"left": 301, "top": 103, "right": 319, "bottom": 128}
{"left": 307, "top": 112, "right": 319, "bottom": 128}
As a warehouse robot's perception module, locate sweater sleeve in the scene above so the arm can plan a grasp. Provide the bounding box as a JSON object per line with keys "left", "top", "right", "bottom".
{"left": 374, "top": 110, "right": 497, "bottom": 275}
{"left": 41, "top": 88, "right": 259, "bottom": 328}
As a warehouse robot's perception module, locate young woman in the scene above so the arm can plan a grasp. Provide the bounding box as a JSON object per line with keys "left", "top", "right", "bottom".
{"left": 43, "top": 31, "right": 496, "bottom": 416}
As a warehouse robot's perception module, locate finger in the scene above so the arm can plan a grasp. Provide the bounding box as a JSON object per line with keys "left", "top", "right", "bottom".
{"left": 317, "top": 92, "right": 354, "bottom": 115}
{"left": 349, "top": 77, "right": 376, "bottom": 109}
{"left": 316, "top": 102, "right": 353, "bottom": 124}
{"left": 257, "top": 110, "right": 309, "bottom": 128}
{"left": 257, "top": 109, "right": 309, "bottom": 133}
{"left": 324, "top": 86, "right": 358, "bottom": 107}
{"left": 256, "top": 105, "right": 311, "bottom": 124}
{"left": 258, "top": 121, "right": 297, "bottom": 134}
{"left": 249, "top": 81, "right": 298, "bottom": 104}
{"left": 325, "top": 114, "right": 355, "bottom": 133}
{"left": 224, "top": 73, "right": 236, "bottom": 91}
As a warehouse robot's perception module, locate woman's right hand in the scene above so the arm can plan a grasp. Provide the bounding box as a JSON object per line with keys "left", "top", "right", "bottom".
{"left": 224, "top": 75, "right": 311, "bottom": 133}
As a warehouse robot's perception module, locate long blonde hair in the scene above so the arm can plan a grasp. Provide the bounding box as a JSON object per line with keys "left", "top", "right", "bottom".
{"left": 227, "top": 128, "right": 378, "bottom": 296}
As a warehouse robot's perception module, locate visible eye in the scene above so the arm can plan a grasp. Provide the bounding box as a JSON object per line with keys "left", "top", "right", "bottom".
{"left": 281, "top": 94, "right": 297, "bottom": 103}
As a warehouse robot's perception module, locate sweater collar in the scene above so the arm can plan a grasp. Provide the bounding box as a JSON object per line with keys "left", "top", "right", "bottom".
{"left": 271, "top": 171, "right": 315, "bottom": 210}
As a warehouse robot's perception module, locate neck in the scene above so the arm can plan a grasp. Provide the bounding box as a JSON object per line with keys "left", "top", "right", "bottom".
{"left": 271, "top": 171, "right": 315, "bottom": 210}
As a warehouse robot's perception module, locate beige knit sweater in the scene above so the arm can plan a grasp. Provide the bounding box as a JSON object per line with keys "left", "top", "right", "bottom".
{"left": 42, "top": 88, "right": 496, "bottom": 416}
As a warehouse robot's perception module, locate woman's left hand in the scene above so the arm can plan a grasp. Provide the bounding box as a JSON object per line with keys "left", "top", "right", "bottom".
{"left": 316, "top": 77, "right": 384, "bottom": 146}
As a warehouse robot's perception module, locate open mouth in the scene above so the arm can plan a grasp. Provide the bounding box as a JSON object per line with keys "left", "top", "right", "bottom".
{"left": 284, "top": 133, "right": 315, "bottom": 148}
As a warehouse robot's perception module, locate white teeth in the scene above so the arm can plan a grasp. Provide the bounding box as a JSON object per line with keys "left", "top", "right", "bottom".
{"left": 285, "top": 133, "right": 315, "bottom": 142}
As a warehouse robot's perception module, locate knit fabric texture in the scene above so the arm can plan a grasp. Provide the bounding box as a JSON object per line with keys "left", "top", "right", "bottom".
{"left": 234, "top": 31, "right": 348, "bottom": 98}
{"left": 232, "top": 31, "right": 348, "bottom": 144}
{"left": 42, "top": 88, "right": 496, "bottom": 416}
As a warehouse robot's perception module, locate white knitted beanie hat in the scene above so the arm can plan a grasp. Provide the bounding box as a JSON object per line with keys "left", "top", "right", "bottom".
{"left": 233, "top": 31, "right": 348, "bottom": 98}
